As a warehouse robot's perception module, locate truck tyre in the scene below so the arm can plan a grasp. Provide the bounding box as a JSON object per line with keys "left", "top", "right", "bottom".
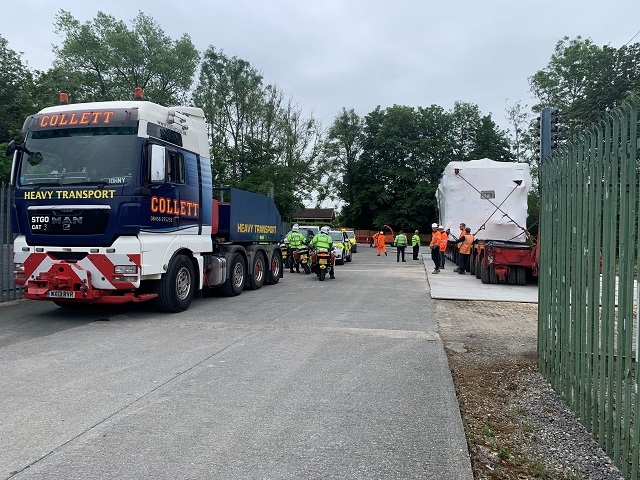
{"left": 218, "top": 253, "right": 245, "bottom": 297}
{"left": 516, "top": 266, "right": 527, "bottom": 286}
{"left": 507, "top": 267, "right": 518, "bottom": 285}
{"left": 475, "top": 258, "right": 482, "bottom": 279}
{"left": 265, "top": 250, "right": 282, "bottom": 285}
{"left": 248, "top": 251, "right": 266, "bottom": 290}
{"left": 480, "top": 262, "right": 490, "bottom": 284}
{"left": 489, "top": 266, "right": 498, "bottom": 284}
{"left": 319, "top": 269, "right": 326, "bottom": 281}
{"left": 155, "top": 254, "right": 195, "bottom": 313}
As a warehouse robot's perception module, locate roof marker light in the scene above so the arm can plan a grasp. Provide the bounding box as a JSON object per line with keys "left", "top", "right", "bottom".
{"left": 133, "top": 87, "right": 144, "bottom": 100}
{"left": 59, "top": 92, "right": 69, "bottom": 105}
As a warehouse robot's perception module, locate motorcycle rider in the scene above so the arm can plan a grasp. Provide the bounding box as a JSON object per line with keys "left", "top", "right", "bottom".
{"left": 286, "top": 224, "right": 307, "bottom": 273}
{"left": 309, "top": 225, "right": 335, "bottom": 279}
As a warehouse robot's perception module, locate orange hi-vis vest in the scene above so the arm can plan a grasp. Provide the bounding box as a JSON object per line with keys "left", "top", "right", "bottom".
{"left": 439, "top": 231, "right": 448, "bottom": 252}
{"left": 459, "top": 234, "right": 474, "bottom": 255}
{"left": 430, "top": 230, "right": 441, "bottom": 247}
{"left": 457, "top": 229, "right": 465, "bottom": 249}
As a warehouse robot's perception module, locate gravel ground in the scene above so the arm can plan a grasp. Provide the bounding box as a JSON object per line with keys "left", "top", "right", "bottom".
{"left": 436, "top": 299, "right": 624, "bottom": 480}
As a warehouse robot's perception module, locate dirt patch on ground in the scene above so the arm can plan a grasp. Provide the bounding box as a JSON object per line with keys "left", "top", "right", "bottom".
{"left": 437, "top": 300, "right": 622, "bottom": 480}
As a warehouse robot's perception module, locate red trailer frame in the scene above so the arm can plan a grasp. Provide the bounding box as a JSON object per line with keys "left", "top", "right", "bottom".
{"left": 470, "top": 238, "right": 539, "bottom": 285}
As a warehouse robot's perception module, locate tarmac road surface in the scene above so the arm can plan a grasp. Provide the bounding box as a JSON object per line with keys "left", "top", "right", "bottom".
{"left": 0, "top": 245, "right": 472, "bottom": 480}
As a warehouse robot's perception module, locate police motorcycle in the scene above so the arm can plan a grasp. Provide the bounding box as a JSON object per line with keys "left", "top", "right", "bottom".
{"left": 279, "top": 237, "right": 292, "bottom": 269}
{"left": 292, "top": 246, "right": 311, "bottom": 274}
{"left": 309, "top": 226, "right": 336, "bottom": 281}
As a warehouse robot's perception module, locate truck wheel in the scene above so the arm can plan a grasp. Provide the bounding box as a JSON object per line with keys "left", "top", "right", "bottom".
{"left": 218, "top": 253, "right": 245, "bottom": 297}
{"left": 475, "top": 258, "right": 482, "bottom": 279}
{"left": 319, "top": 269, "right": 326, "bottom": 281}
{"left": 480, "top": 262, "right": 490, "bottom": 284}
{"left": 265, "top": 250, "right": 282, "bottom": 285}
{"left": 516, "top": 267, "right": 527, "bottom": 286}
{"left": 489, "top": 266, "right": 498, "bottom": 284}
{"left": 248, "top": 251, "right": 266, "bottom": 290}
{"left": 469, "top": 255, "right": 475, "bottom": 274}
{"left": 155, "top": 254, "right": 195, "bottom": 313}
{"left": 507, "top": 268, "right": 517, "bottom": 285}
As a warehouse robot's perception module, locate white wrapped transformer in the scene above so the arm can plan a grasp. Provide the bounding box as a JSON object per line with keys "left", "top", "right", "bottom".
{"left": 436, "top": 158, "right": 531, "bottom": 242}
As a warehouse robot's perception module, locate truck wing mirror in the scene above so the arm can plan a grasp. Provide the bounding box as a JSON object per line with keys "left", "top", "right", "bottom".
{"left": 6, "top": 140, "right": 17, "bottom": 157}
{"left": 150, "top": 144, "right": 166, "bottom": 184}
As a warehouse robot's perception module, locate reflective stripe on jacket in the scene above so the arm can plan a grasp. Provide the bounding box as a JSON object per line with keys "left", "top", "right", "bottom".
{"left": 411, "top": 234, "right": 420, "bottom": 246}
{"left": 459, "top": 234, "right": 474, "bottom": 255}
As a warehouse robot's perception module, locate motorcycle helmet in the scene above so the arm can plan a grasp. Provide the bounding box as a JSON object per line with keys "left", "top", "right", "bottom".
{"left": 292, "top": 224, "right": 299, "bottom": 231}
{"left": 321, "top": 226, "right": 330, "bottom": 234}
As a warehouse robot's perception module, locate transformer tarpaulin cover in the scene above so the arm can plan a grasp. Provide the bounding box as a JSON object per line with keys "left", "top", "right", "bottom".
{"left": 436, "top": 158, "right": 531, "bottom": 242}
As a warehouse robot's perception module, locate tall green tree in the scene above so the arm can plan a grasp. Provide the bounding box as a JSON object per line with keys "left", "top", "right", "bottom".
{"left": 52, "top": 10, "right": 199, "bottom": 104}
{"left": 529, "top": 36, "right": 640, "bottom": 135}
{"left": 0, "top": 36, "right": 34, "bottom": 143}
{"left": 470, "top": 115, "right": 512, "bottom": 161}
{"left": 504, "top": 99, "right": 530, "bottom": 163}
{"left": 193, "top": 47, "right": 320, "bottom": 220}
{"left": 0, "top": 35, "right": 36, "bottom": 182}
{"left": 346, "top": 102, "right": 510, "bottom": 231}
{"left": 317, "top": 108, "right": 363, "bottom": 225}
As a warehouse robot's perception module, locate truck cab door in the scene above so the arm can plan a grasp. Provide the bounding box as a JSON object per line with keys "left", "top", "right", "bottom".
{"left": 148, "top": 144, "right": 199, "bottom": 233}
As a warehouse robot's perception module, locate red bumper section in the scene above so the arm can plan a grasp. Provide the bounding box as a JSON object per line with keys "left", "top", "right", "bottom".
{"left": 19, "top": 253, "right": 156, "bottom": 304}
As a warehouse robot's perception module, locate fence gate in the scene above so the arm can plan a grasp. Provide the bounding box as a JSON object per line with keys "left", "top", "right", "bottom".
{"left": 538, "top": 98, "right": 640, "bottom": 478}
{"left": 1, "top": 183, "right": 20, "bottom": 302}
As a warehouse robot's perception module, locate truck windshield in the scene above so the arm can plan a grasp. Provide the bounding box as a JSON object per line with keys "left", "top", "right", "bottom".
{"left": 18, "top": 126, "right": 138, "bottom": 186}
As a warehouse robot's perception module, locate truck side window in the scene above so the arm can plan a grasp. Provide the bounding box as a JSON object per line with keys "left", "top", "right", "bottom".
{"left": 167, "top": 151, "right": 185, "bottom": 184}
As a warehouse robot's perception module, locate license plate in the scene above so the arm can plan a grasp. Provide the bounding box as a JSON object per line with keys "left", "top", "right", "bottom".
{"left": 47, "top": 290, "right": 75, "bottom": 298}
{"left": 300, "top": 254, "right": 307, "bottom": 261}
{"left": 319, "top": 258, "right": 327, "bottom": 265}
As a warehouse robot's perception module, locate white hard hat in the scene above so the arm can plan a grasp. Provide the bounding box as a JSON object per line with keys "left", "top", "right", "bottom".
{"left": 431, "top": 223, "right": 438, "bottom": 228}
{"left": 292, "top": 224, "right": 299, "bottom": 231}
{"left": 438, "top": 225, "right": 445, "bottom": 229}
{"left": 380, "top": 231, "right": 384, "bottom": 234}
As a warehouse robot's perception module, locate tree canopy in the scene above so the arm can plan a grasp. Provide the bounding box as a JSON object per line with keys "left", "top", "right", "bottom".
{"left": 52, "top": 9, "right": 199, "bottom": 105}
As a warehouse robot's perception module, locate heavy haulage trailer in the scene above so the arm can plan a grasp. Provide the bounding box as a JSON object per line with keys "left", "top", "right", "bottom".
{"left": 8, "top": 90, "right": 283, "bottom": 312}
{"left": 436, "top": 158, "right": 538, "bottom": 285}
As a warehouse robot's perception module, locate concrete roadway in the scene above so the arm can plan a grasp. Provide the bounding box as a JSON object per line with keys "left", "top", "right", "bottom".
{"left": 0, "top": 245, "right": 472, "bottom": 480}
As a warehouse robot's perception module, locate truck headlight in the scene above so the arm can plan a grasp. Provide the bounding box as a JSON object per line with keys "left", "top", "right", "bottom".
{"left": 114, "top": 265, "right": 138, "bottom": 274}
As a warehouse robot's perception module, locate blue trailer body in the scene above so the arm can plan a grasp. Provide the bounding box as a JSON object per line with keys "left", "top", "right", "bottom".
{"left": 213, "top": 187, "right": 282, "bottom": 243}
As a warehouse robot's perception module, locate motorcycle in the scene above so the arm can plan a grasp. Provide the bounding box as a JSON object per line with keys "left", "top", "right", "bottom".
{"left": 309, "top": 249, "right": 335, "bottom": 281}
{"left": 279, "top": 240, "right": 292, "bottom": 269}
{"left": 291, "top": 246, "right": 312, "bottom": 274}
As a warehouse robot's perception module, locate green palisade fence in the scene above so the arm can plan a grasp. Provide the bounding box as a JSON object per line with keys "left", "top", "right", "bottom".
{"left": 538, "top": 97, "right": 640, "bottom": 478}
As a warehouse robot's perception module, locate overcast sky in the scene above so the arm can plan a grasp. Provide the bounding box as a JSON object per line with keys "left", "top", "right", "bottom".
{"left": 2, "top": 0, "right": 640, "bottom": 137}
